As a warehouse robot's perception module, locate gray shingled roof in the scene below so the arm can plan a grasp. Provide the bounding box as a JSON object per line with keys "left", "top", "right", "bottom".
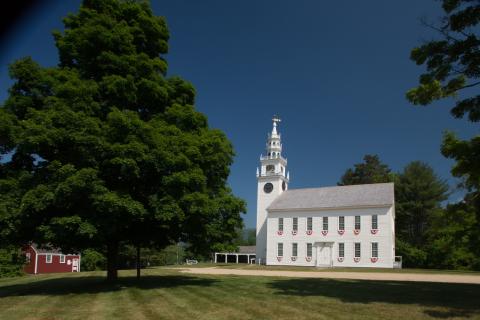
{"left": 238, "top": 246, "right": 256, "bottom": 254}
{"left": 268, "top": 183, "right": 394, "bottom": 211}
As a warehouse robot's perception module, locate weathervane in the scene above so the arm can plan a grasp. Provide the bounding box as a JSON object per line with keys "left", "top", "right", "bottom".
{"left": 272, "top": 115, "right": 281, "bottom": 126}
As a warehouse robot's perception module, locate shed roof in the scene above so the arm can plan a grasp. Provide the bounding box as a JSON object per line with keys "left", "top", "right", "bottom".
{"left": 238, "top": 246, "right": 256, "bottom": 254}
{"left": 268, "top": 183, "right": 394, "bottom": 211}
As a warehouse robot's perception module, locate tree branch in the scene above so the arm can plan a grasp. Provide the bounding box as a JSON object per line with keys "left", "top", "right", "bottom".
{"left": 420, "top": 17, "right": 462, "bottom": 42}
{"left": 458, "top": 81, "right": 480, "bottom": 90}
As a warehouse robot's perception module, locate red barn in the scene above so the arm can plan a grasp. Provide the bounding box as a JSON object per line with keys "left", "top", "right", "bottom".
{"left": 23, "top": 244, "right": 81, "bottom": 274}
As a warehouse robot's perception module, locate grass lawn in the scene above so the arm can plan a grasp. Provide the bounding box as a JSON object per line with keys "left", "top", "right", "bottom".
{"left": 175, "top": 262, "right": 480, "bottom": 274}
{"left": 1, "top": 267, "right": 480, "bottom": 320}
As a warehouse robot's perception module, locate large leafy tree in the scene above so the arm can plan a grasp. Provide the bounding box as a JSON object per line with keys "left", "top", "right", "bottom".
{"left": 0, "top": 0, "right": 245, "bottom": 280}
{"left": 338, "top": 154, "right": 393, "bottom": 186}
{"left": 407, "top": 0, "right": 480, "bottom": 228}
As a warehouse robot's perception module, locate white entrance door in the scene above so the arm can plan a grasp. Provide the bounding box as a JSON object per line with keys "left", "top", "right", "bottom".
{"left": 72, "top": 259, "right": 79, "bottom": 272}
{"left": 316, "top": 244, "right": 332, "bottom": 267}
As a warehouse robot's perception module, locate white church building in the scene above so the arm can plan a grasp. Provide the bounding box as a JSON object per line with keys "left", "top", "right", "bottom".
{"left": 256, "top": 117, "right": 396, "bottom": 268}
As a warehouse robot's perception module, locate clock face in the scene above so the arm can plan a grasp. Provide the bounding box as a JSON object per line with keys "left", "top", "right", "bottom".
{"left": 264, "top": 183, "right": 273, "bottom": 194}
{"left": 282, "top": 181, "right": 286, "bottom": 191}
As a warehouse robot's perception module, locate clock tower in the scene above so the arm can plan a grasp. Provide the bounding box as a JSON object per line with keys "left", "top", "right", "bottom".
{"left": 256, "top": 116, "right": 289, "bottom": 263}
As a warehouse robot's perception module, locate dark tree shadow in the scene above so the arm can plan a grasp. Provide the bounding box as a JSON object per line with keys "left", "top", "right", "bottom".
{"left": 0, "top": 275, "right": 217, "bottom": 297}
{"left": 269, "top": 278, "right": 480, "bottom": 318}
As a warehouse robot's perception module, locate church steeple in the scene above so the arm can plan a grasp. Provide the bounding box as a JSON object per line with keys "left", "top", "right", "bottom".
{"left": 256, "top": 116, "right": 289, "bottom": 264}
{"left": 257, "top": 115, "right": 289, "bottom": 179}
{"left": 266, "top": 115, "right": 282, "bottom": 159}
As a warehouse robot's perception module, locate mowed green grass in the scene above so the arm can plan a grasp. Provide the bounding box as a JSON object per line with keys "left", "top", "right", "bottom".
{"left": 177, "top": 262, "right": 480, "bottom": 274}
{"left": 1, "top": 267, "right": 480, "bottom": 320}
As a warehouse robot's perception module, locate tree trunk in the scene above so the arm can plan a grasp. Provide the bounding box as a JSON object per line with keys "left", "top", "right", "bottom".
{"left": 106, "top": 243, "right": 118, "bottom": 281}
{"left": 136, "top": 245, "right": 141, "bottom": 279}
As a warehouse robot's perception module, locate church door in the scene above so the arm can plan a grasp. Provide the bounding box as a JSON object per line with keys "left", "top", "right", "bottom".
{"left": 316, "top": 243, "right": 332, "bottom": 267}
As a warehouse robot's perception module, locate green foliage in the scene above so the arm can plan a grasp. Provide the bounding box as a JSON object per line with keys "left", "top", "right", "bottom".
{"left": 338, "top": 154, "right": 393, "bottom": 186}
{"left": 427, "top": 197, "right": 480, "bottom": 270}
{"left": 118, "top": 244, "right": 187, "bottom": 267}
{"left": 234, "top": 227, "right": 256, "bottom": 246}
{"left": 151, "top": 244, "right": 186, "bottom": 265}
{"left": 394, "top": 162, "right": 449, "bottom": 268}
{"left": 407, "top": 1, "right": 480, "bottom": 122}
{"left": 81, "top": 249, "right": 106, "bottom": 271}
{"left": 395, "top": 239, "right": 428, "bottom": 268}
{"left": 407, "top": 0, "right": 480, "bottom": 268}
{"left": 0, "top": 0, "right": 245, "bottom": 280}
{"left": 441, "top": 131, "right": 480, "bottom": 193}
{"left": 0, "top": 246, "right": 24, "bottom": 278}
{"left": 395, "top": 161, "right": 449, "bottom": 248}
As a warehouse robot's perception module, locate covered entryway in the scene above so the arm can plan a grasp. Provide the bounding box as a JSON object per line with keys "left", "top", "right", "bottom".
{"left": 314, "top": 242, "right": 334, "bottom": 267}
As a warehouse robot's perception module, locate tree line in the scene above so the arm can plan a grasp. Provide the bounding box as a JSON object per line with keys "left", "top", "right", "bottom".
{"left": 338, "top": 155, "right": 478, "bottom": 269}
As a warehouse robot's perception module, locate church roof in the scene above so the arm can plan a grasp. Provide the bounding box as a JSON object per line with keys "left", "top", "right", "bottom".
{"left": 267, "top": 183, "right": 394, "bottom": 211}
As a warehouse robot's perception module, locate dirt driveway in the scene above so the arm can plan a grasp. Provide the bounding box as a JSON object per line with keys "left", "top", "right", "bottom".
{"left": 178, "top": 267, "right": 480, "bottom": 284}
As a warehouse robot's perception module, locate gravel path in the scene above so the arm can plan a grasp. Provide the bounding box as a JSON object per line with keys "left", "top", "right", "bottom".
{"left": 178, "top": 267, "right": 480, "bottom": 284}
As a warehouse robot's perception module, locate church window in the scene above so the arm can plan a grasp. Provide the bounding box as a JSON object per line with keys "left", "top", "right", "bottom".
{"left": 292, "top": 243, "right": 298, "bottom": 257}
{"left": 338, "top": 216, "right": 345, "bottom": 230}
{"left": 278, "top": 218, "right": 283, "bottom": 231}
{"left": 355, "top": 216, "right": 361, "bottom": 230}
{"left": 307, "top": 217, "right": 312, "bottom": 231}
{"left": 306, "top": 243, "right": 312, "bottom": 257}
{"left": 372, "top": 242, "right": 378, "bottom": 258}
{"left": 338, "top": 243, "right": 344, "bottom": 258}
{"left": 354, "top": 243, "right": 361, "bottom": 258}
{"left": 277, "top": 243, "right": 283, "bottom": 257}
{"left": 266, "top": 165, "right": 275, "bottom": 173}
{"left": 323, "top": 217, "right": 328, "bottom": 230}
{"left": 372, "top": 215, "right": 378, "bottom": 229}
{"left": 292, "top": 218, "right": 298, "bottom": 231}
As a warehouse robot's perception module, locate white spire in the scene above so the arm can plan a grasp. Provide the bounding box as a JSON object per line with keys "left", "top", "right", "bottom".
{"left": 272, "top": 115, "right": 281, "bottom": 136}
{"left": 256, "top": 167, "right": 259, "bottom": 177}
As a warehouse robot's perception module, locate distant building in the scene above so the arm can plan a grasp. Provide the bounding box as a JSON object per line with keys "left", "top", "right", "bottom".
{"left": 256, "top": 117, "right": 396, "bottom": 268}
{"left": 23, "top": 244, "right": 81, "bottom": 274}
{"left": 214, "top": 246, "right": 256, "bottom": 264}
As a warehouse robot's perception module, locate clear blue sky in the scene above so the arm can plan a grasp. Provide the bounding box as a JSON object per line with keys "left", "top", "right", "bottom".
{"left": 1, "top": 1, "right": 477, "bottom": 228}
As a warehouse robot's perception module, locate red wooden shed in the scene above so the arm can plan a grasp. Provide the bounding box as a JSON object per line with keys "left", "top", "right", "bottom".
{"left": 23, "top": 244, "right": 81, "bottom": 274}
